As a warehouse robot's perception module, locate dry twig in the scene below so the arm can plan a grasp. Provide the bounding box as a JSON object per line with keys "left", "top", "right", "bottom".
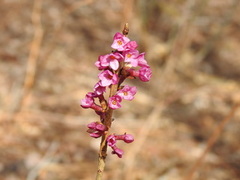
{"left": 18, "top": 0, "right": 43, "bottom": 112}
{"left": 163, "top": 0, "right": 197, "bottom": 78}
{"left": 65, "top": 0, "right": 93, "bottom": 14}
{"left": 185, "top": 103, "right": 240, "bottom": 180}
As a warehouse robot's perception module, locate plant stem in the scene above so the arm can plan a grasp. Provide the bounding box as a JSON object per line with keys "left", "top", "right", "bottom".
{"left": 95, "top": 83, "right": 118, "bottom": 180}
{"left": 95, "top": 23, "right": 129, "bottom": 180}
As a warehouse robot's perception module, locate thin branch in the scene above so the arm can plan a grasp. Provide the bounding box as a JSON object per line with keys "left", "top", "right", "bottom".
{"left": 123, "top": 102, "right": 164, "bottom": 180}
{"left": 163, "top": 0, "right": 197, "bottom": 78}
{"left": 15, "top": 0, "right": 43, "bottom": 113}
{"left": 26, "top": 142, "right": 59, "bottom": 180}
{"left": 122, "top": 90, "right": 186, "bottom": 180}
{"left": 65, "top": 0, "right": 93, "bottom": 14}
{"left": 185, "top": 103, "right": 240, "bottom": 180}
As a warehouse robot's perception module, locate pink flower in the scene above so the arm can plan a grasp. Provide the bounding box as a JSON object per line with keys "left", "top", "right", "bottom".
{"left": 125, "top": 68, "right": 139, "bottom": 78}
{"left": 125, "top": 67, "right": 152, "bottom": 82}
{"left": 87, "top": 122, "right": 107, "bottom": 131}
{"left": 95, "top": 53, "right": 123, "bottom": 70}
{"left": 111, "top": 146, "right": 124, "bottom": 158}
{"left": 105, "top": 53, "right": 123, "bottom": 70}
{"left": 137, "top": 53, "right": 149, "bottom": 67}
{"left": 80, "top": 92, "right": 94, "bottom": 108}
{"left": 109, "top": 95, "right": 122, "bottom": 109}
{"left": 139, "top": 67, "right": 152, "bottom": 82}
{"left": 87, "top": 122, "right": 107, "bottom": 138}
{"left": 108, "top": 53, "right": 124, "bottom": 70}
{"left": 111, "top": 32, "right": 130, "bottom": 51}
{"left": 123, "top": 50, "right": 139, "bottom": 67}
{"left": 114, "top": 134, "right": 134, "bottom": 143}
{"left": 80, "top": 92, "right": 103, "bottom": 111}
{"left": 95, "top": 55, "right": 109, "bottom": 70}
{"left": 94, "top": 82, "right": 106, "bottom": 95}
{"left": 107, "top": 134, "right": 117, "bottom": 147}
{"left": 87, "top": 121, "right": 98, "bottom": 129}
{"left": 117, "top": 85, "right": 137, "bottom": 101}
{"left": 123, "top": 134, "right": 134, "bottom": 143}
{"left": 95, "top": 123, "right": 107, "bottom": 131}
{"left": 123, "top": 41, "right": 138, "bottom": 51}
{"left": 89, "top": 131, "right": 103, "bottom": 138}
{"left": 107, "top": 133, "right": 134, "bottom": 158}
{"left": 98, "top": 70, "right": 118, "bottom": 87}
{"left": 107, "top": 133, "right": 134, "bottom": 146}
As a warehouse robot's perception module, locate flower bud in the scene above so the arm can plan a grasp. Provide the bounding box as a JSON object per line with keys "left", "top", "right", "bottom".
{"left": 123, "top": 134, "right": 134, "bottom": 143}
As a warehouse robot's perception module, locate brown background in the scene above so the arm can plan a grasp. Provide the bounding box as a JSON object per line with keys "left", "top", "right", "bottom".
{"left": 0, "top": 0, "right": 240, "bottom": 180}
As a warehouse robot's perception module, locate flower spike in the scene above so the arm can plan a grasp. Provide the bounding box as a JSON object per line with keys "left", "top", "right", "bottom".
{"left": 80, "top": 24, "right": 151, "bottom": 175}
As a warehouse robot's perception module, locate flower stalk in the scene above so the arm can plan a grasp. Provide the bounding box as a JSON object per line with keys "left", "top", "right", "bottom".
{"left": 80, "top": 23, "right": 152, "bottom": 180}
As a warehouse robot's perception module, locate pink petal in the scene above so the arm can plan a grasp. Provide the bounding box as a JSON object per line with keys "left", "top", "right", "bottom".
{"left": 109, "top": 60, "right": 119, "bottom": 70}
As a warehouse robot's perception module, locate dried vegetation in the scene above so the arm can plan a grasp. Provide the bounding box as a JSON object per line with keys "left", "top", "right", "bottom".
{"left": 0, "top": 0, "right": 240, "bottom": 180}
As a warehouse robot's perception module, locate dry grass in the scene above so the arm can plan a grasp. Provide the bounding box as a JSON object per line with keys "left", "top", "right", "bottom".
{"left": 0, "top": 0, "right": 240, "bottom": 180}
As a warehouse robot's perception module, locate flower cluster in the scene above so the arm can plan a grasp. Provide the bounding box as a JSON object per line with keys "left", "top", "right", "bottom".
{"left": 107, "top": 134, "right": 134, "bottom": 158}
{"left": 87, "top": 122, "right": 107, "bottom": 138}
{"left": 80, "top": 31, "right": 152, "bottom": 158}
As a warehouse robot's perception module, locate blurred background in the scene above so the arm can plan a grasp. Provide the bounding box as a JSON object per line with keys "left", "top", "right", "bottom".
{"left": 0, "top": 0, "right": 240, "bottom": 179}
